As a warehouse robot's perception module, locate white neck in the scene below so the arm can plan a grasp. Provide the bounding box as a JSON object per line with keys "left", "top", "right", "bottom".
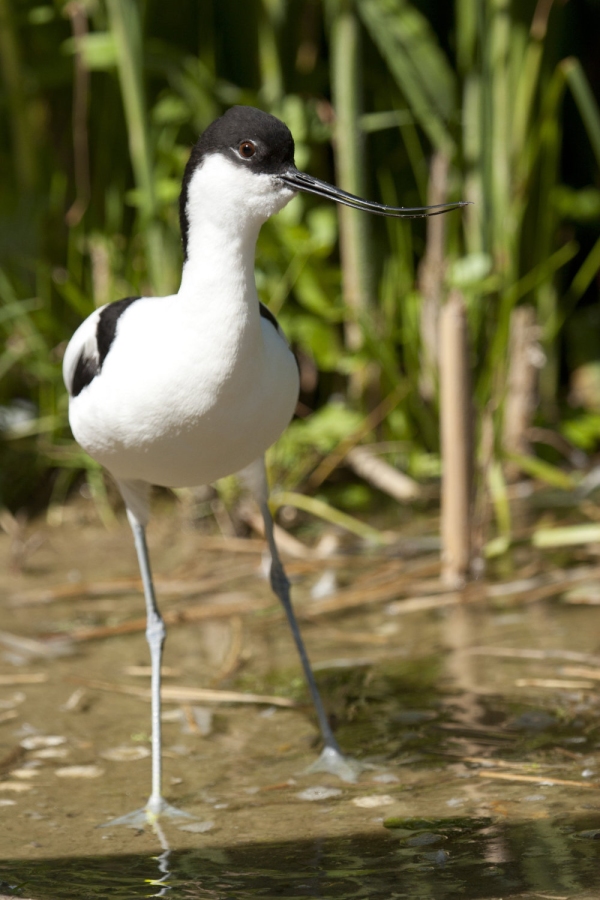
{"left": 177, "top": 154, "right": 293, "bottom": 301}
{"left": 178, "top": 214, "right": 260, "bottom": 300}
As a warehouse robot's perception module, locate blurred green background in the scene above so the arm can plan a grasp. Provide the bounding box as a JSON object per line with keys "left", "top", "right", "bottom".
{"left": 0, "top": 0, "right": 599, "bottom": 530}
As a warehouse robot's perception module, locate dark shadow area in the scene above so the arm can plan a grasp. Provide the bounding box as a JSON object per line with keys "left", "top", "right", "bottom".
{"left": 1, "top": 815, "right": 600, "bottom": 900}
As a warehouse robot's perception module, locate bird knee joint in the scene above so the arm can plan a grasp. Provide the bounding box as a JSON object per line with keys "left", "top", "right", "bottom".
{"left": 270, "top": 564, "right": 289, "bottom": 595}
{"left": 146, "top": 615, "right": 166, "bottom": 646}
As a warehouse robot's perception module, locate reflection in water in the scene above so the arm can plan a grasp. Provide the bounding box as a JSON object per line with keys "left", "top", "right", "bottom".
{"left": 147, "top": 821, "right": 172, "bottom": 898}
{"left": 1, "top": 816, "right": 600, "bottom": 899}
{"left": 147, "top": 848, "right": 171, "bottom": 898}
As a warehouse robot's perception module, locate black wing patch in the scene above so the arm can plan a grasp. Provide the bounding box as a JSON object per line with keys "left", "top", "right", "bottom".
{"left": 96, "top": 296, "right": 141, "bottom": 364}
{"left": 259, "top": 302, "right": 300, "bottom": 378}
{"left": 259, "top": 301, "right": 280, "bottom": 332}
{"left": 71, "top": 353, "right": 100, "bottom": 398}
{"left": 71, "top": 296, "right": 141, "bottom": 397}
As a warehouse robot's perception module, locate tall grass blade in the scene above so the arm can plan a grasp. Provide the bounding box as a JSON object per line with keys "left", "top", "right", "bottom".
{"left": 357, "top": 0, "right": 456, "bottom": 152}
{"left": 562, "top": 57, "right": 600, "bottom": 170}
{"left": 330, "top": 5, "right": 373, "bottom": 354}
{"left": 105, "top": 0, "right": 167, "bottom": 295}
{"left": 0, "top": 0, "right": 36, "bottom": 190}
{"left": 258, "top": 0, "right": 284, "bottom": 106}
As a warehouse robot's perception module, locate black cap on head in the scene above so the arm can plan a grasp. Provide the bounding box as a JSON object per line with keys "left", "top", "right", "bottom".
{"left": 194, "top": 106, "right": 295, "bottom": 172}
{"left": 179, "top": 106, "right": 296, "bottom": 257}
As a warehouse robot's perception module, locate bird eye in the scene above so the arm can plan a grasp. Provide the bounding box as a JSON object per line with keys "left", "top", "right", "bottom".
{"left": 238, "top": 141, "right": 256, "bottom": 159}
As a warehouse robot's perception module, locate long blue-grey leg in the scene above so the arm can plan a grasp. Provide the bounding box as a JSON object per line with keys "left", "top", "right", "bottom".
{"left": 104, "top": 480, "right": 192, "bottom": 827}
{"left": 241, "top": 460, "right": 361, "bottom": 782}
{"left": 259, "top": 495, "right": 340, "bottom": 753}
{"left": 130, "top": 516, "right": 165, "bottom": 815}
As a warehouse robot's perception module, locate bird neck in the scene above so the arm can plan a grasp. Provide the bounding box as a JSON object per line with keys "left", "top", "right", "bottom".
{"left": 178, "top": 216, "right": 261, "bottom": 303}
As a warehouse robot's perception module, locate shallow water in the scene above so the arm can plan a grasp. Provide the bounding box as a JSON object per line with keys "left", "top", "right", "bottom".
{"left": 2, "top": 816, "right": 600, "bottom": 899}
{"left": 1, "top": 495, "right": 600, "bottom": 898}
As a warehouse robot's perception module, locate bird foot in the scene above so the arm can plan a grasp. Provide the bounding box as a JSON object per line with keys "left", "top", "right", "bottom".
{"left": 101, "top": 797, "right": 195, "bottom": 829}
{"left": 303, "top": 746, "right": 363, "bottom": 783}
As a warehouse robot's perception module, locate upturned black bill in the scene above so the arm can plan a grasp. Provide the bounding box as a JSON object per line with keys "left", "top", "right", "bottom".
{"left": 281, "top": 169, "right": 470, "bottom": 218}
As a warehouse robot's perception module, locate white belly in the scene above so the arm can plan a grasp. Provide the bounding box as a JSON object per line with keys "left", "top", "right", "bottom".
{"left": 68, "top": 298, "right": 299, "bottom": 488}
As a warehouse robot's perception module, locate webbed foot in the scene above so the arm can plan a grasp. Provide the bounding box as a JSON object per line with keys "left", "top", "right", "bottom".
{"left": 303, "top": 746, "right": 364, "bottom": 783}
{"left": 101, "top": 797, "right": 194, "bottom": 829}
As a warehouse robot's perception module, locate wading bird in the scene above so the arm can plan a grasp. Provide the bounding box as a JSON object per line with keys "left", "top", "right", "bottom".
{"left": 63, "top": 105, "right": 467, "bottom": 825}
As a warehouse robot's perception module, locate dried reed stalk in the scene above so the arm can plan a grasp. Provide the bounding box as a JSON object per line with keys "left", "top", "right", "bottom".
{"left": 477, "top": 771, "right": 595, "bottom": 789}
{"left": 9, "top": 562, "right": 257, "bottom": 606}
{"left": 76, "top": 678, "right": 296, "bottom": 708}
{"left": 345, "top": 446, "right": 420, "bottom": 501}
{"left": 68, "top": 592, "right": 267, "bottom": 643}
{"left": 440, "top": 292, "right": 473, "bottom": 585}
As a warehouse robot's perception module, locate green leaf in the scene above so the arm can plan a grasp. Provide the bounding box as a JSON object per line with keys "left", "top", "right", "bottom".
{"left": 562, "top": 413, "right": 600, "bottom": 452}
{"left": 533, "top": 524, "right": 600, "bottom": 549}
{"left": 507, "top": 454, "right": 576, "bottom": 491}
{"left": 294, "top": 268, "right": 341, "bottom": 321}
{"left": 28, "top": 6, "right": 54, "bottom": 25}
{"left": 152, "top": 95, "right": 190, "bottom": 126}
{"left": 287, "top": 315, "right": 344, "bottom": 370}
{"left": 279, "top": 404, "right": 364, "bottom": 456}
{"left": 448, "top": 253, "right": 493, "bottom": 289}
{"left": 552, "top": 186, "right": 600, "bottom": 222}
{"left": 62, "top": 33, "right": 118, "bottom": 70}
{"left": 271, "top": 490, "right": 385, "bottom": 544}
{"left": 483, "top": 535, "right": 511, "bottom": 558}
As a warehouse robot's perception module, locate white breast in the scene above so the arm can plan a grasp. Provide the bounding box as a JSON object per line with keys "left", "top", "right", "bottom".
{"left": 67, "top": 294, "right": 298, "bottom": 488}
